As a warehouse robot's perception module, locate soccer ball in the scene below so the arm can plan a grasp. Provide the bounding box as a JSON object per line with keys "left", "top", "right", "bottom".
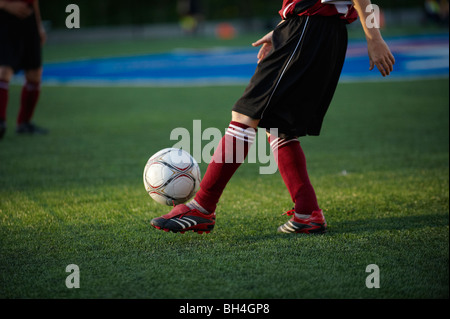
{"left": 143, "top": 148, "right": 201, "bottom": 206}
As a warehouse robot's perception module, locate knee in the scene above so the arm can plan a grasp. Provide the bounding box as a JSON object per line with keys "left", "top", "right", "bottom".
{"left": 0, "top": 66, "right": 14, "bottom": 82}
{"left": 231, "top": 111, "right": 259, "bottom": 129}
{"left": 266, "top": 129, "right": 298, "bottom": 141}
{"left": 25, "top": 68, "right": 43, "bottom": 83}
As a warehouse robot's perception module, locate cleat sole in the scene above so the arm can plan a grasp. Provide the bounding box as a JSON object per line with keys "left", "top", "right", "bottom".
{"left": 151, "top": 224, "right": 214, "bottom": 235}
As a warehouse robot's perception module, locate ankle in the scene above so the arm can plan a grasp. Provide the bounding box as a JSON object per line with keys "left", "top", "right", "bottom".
{"left": 187, "top": 199, "right": 212, "bottom": 215}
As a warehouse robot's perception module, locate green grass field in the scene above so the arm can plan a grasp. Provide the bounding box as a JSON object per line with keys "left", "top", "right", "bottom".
{"left": 0, "top": 34, "right": 448, "bottom": 299}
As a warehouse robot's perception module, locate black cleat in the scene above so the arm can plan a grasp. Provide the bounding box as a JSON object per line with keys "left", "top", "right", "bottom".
{"left": 151, "top": 204, "right": 216, "bottom": 234}
{"left": 16, "top": 122, "right": 49, "bottom": 135}
{"left": 278, "top": 209, "right": 327, "bottom": 234}
{"left": 0, "top": 120, "right": 5, "bottom": 140}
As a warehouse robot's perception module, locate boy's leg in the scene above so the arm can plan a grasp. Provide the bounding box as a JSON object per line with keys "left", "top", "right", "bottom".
{"left": 268, "top": 133, "right": 327, "bottom": 234}
{"left": 150, "top": 112, "right": 258, "bottom": 233}
{"left": 269, "top": 133, "right": 319, "bottom": 214}
{"left": 0, "top": 66, "right": 13, "bottom": 139}
{"left": 191, "top": 112, "right": 258, "bottom": 213}
{"left": 16, "top": 67, "right": 47, "bottom": 134}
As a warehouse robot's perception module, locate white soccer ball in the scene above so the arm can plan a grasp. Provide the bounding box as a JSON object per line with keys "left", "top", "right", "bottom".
{"left": 143, "top": 148, "right": 201, "bottom": 206}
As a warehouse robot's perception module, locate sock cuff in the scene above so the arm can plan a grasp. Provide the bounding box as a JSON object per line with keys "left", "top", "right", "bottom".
{"left": 229, "top": 121, "right": 253, "bottom": 129}
{"left": 0, "top": 81, "right": 9, "bottom": 90}
{"left": 227, "top": 121, "right": 256, "bottom": 144}
{"left": 269, "top": 135, "right": 299, "bottom": 152}
{"left": 24, "top": 81, "right": 41, "bottom": 91}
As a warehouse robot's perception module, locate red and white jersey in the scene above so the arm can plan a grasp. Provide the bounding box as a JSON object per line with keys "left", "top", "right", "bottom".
{"left": 279, "top": 0, "right": 358, "bottom": 23}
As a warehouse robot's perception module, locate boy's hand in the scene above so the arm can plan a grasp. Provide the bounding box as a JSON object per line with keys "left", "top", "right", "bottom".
{"left": 252, "top": 31, "right": 274, "bottom": 64}
{"left": 367, "top": 37, "right": 395, "bottom": 77}
{"left": 39, "top": 25, "right": 47, "bottom": 45}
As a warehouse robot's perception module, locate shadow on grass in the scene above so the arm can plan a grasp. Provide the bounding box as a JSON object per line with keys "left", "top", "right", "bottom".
{"left": 328, "top": 213, "right": 449, "bottom": 235}
{"left": 218, "top": 212, "right": 449, "bottom": 243}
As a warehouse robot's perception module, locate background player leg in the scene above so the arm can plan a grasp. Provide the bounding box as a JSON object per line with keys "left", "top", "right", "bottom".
{"left": 16, "top": 67, "right": 47, "bottom": 134}
{"left": 0, "top": 66, "right": 13, "bottom": 139}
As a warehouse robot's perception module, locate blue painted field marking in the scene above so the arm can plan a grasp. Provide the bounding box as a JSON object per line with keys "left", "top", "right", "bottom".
{"left": 341, "top": 34, "right": 449, "bottom": 81}
{"left": 41, "top": 34, "right": 448, "bottom": 86}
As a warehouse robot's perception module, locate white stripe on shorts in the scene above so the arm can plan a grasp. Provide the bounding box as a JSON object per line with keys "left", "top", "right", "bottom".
{"left": 261, "top": 16, "right": 310, "bottom": 119}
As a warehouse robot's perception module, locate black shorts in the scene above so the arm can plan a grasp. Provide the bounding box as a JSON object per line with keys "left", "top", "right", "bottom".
{"left": 233, "top": 15, "right": 348, "bottom": 137}
{"left": 0, "top": 10, "right": 42, "bottom": 73}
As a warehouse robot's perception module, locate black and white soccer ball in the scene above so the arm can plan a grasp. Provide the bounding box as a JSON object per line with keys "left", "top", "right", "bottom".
{"left": 143, "top": 148, "right": 201, "bottom": 206}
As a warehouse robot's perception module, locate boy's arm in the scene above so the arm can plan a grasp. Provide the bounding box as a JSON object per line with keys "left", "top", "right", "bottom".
{"left": 353, "top": 0, "right": 395, "bottom": 76}
{"left": 33, "top": 0, "right": 46, "bottom": 45}
{"left": 0, "top": 0, "right": 32, "bottom": 18}
{"left": 0, "top": 0, "right": 7, "bottom": 10}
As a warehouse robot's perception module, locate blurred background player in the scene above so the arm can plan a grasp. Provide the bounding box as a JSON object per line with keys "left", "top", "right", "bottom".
{"left": 0, "top": 0, "right": 47, "bottom": 140}
{"left": 177, "top": 0, "right": 203, "bottom": 35}
{"left": 424, "top": 0, "right": 449, "bottom": 25}
{"left": 151, "top": 0, "right": 395, "bottom": 234}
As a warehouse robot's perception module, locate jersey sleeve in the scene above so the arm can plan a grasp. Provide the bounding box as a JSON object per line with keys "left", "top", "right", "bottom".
{"left": 279, "top": 0, "right": 358, "bottom": 23}
{"left": 279, "top": 0, "right": 303, "bottom": 19}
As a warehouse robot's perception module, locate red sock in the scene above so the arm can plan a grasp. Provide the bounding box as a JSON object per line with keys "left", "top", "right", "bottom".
{"left": 17, "top": 81, "right": 41, "bottom": 125}
{"left": 269, "top": 135, "right": 320, "bottom": 214}
{"left": 193, "top": 121, "right": 256, "bottom": 213}
{"left": 0, "top": 81, "right": 9, "bottom": 121}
